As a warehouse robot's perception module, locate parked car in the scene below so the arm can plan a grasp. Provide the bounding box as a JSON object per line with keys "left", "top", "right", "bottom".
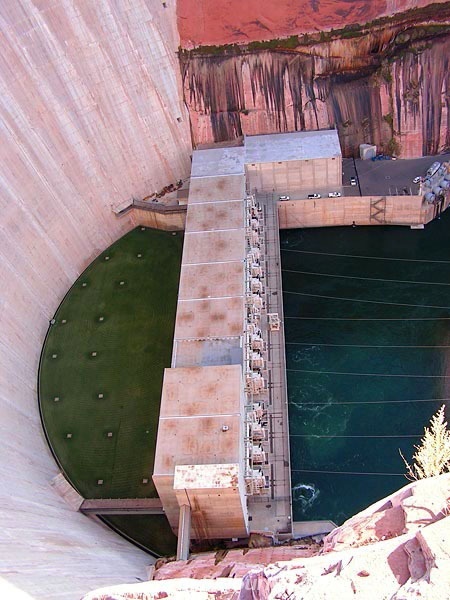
{"left": 328, "top": 191, "right": 342, "bottom": 198}
{"left": 278, "top": 195, "right": 290, "bottom": 200}
{"left": 412, "top": 176, "right": 421, "bottom": 184}
{"left": 427, "top": 162, "right": 441, "bottom": 177}
{"left": 307, "top": 193, "right": 321, "bottom": 199}
{"left": 372, "top": 154, "right": 392, "bottom": 161}
{"left": 350, "top": 177, "right": 357, "bottom": 186}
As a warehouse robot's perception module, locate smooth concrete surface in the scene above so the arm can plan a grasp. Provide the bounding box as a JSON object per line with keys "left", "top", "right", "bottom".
{"left": 174, "top": 296, "right": 245, "bottom": 339}
{"left": 154, "top": 155, "right": 249, "bottom": 540}
{"left": 0, "top": 1, "right": 191, "bottom": 598}
{"left": 246, "top": 156, "right": 342, "bottom": 194}
{"left": 185, "top": 200, "right": 245, "bottom": 232}
{"left": 176, "top": 503, "right": 191, "bottom": 561}
{"left": 153, "top": 366, "right": 244, "bottom": 532}
{"left": 191, "top": 147, "right": 245, "bottom": 178}
{"left": 178, "top": 262, "right": 244, "bottom": 300}
{"left": 174, "top": 464, "right": 248, "bottom": 540}
{"left": 293, "top": 521, "right": 337, "bottom": 538}
{"left": 278, "top": 195, "right": 435, "bottom": 229}
{"left": 245, "top": 130, "right": 341, "bottom": 163}
{"left": 188, "top": 175, "right": 246, "bottom": 203}
{"left": 181, "top": 229, "right": 246, "bottom": 264}
{"left": 173, "top": 338, "right": 243, "bottom": 368}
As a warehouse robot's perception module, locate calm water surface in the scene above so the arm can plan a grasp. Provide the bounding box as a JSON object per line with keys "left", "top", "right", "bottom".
{"left": 281, "top": 211, "right": 450, "bottom": 524}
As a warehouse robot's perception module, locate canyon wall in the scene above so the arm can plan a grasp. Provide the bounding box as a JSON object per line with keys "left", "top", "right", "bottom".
{"left": 181, "top": 5, "right": 450, "bottom": 156}
{"left": 177, "top": 0, "right": 450, "bottom": 47}
{"left": 0, "top": 1, "right": 191, "bottom": 598}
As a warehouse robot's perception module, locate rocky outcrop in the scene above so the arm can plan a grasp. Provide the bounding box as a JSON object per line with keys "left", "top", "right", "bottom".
{"left": 180, "top": 4, "right": 450, "bottom": 156}
{"left": 323, "top": 474, "right": 450, "bottom": 551}
{"left": 153, "top": 545, "right": 321, "bottom": 581}
{"left": 83, "top": 474, "right": 450, "bottom": 599}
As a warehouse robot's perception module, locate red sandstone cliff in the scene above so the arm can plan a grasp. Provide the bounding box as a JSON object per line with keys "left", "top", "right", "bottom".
{"left": 180, "top": 4, "right": 450, "bottom": 157}
{"left": 83, "top": 474, "right": 450, "bottom": 599}
{"left": 177, "top": 0, "right": 449, "bottom": 48}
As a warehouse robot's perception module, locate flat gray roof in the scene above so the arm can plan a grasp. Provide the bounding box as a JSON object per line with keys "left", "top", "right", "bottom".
{"left": 191, "top": 130, "right": 341, "bottom": 178}
{"left": 244, "top": 130, "right": 341, "bottom": 164}
{"left": 191, "top": 147, "right": 245, "bottom": 178}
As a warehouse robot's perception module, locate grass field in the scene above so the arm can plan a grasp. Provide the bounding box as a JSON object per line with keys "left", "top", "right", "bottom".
{"left": 102, "top": 514, "right": 177, "bottom": 557}
{"left": 39, "top": 227, "right": 182, "bottom": 507}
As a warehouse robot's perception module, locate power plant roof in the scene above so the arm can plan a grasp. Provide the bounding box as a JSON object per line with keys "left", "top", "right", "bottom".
{"left": 244, "top": 130, "right": 342, "bottom": 164}
{"left": 191, "top": 130, "right": 342, "bottom": 178}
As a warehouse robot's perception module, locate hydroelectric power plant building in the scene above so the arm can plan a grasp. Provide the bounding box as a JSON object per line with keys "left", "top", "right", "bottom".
{"left": 153, "top": 130, "right": 342, "bottom": 553}
{"left": 1, "top": 3, "right": 450, "bottom": 599}
{"left": 153, "top": 130, "right": 450, "bottom": 552}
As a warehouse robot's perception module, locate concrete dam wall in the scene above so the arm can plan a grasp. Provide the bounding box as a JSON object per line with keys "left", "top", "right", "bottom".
{"left": 0, "top": 1, "right": 191, "bottom": 598}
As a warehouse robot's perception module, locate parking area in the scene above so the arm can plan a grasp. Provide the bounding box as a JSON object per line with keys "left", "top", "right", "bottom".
{"left": 276, "top": 154, "right": 450, "bottom": 202}
{"left": 354, "top": 153, "right": 450, "bottom": 197}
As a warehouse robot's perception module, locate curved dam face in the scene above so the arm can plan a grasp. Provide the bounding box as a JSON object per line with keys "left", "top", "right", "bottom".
{"left": 0, "top": 1, "right": 191, "bottom": 598}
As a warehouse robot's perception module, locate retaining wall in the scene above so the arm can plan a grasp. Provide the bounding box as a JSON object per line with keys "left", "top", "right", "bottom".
{"left": 278, "top": 195, "right": 437, "bottom": 229}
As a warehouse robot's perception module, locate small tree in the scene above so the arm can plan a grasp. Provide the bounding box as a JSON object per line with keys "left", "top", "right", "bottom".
{"left": 400, "top": 405, "right": 450, "bottom": 481}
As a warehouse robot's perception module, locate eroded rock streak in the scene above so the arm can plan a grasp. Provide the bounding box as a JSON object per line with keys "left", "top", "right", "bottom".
{"left": 182, "top": 25, "right": 450, "bottom": 157}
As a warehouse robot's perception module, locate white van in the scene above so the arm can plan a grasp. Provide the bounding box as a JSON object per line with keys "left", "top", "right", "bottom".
{"left": 427, "top": 162, "right": 441, "bottom": 177}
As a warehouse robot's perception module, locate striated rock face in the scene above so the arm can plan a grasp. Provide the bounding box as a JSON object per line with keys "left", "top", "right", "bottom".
{"left": 0, "top": 1, "right": 191, "bottom": 598}
{"left": 83, "top": 474, "right": 450, "bottom": 599}
{"left": 181, "top": 6, "right": 450, "bottom": 156}
{"left": 177, "top": 0, "right": 450, "bottom": 48}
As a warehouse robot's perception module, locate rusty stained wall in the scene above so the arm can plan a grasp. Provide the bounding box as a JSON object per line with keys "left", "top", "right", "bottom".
{"left": 130, "top": 207, "right": 187, "bottom": 230}
{"left": 174, "top": 464, "right": 248, "bottom": 540}
{"left": 182, "top": 29, "right": 450, "bottom": 157}
{"left": 0, "top": 1, "right": 191, "bottom": 598}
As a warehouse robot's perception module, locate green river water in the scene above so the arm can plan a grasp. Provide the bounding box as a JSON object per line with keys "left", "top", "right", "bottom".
{"left": 281, "top": 212, "right": 450, "bottom": 525}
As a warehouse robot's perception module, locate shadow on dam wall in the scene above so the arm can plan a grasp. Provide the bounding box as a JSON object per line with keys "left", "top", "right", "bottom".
{"left": 180, "top": 14, "right": 450, "bottom": 158}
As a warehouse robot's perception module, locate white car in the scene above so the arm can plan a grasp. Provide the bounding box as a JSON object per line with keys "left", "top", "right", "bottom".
{"left": 279, "top": 195, "right": 290, "bottom": 200}
{"left": 307, "top": 193, "right": 321, "bottom": 199}
{"left": 328, "top": 191, "right": 342, "bottom": 198}
{"left": 350, "top": 177, "right": 357, "bottom": 186}
{"left": 412, "top": 176, "right": 421, "bottom": 184}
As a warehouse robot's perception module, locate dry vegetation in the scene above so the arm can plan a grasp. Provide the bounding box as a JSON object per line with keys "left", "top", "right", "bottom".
{"left": 400, "top": 405, "right": 450, "bottom": 480}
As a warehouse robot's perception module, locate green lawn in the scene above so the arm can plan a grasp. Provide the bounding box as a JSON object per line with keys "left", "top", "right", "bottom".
{"left": 39, "top": 227, "right": 182, "bottom": 506}
{"left": 103, "top": 515, "right": 177, "bottom": 557}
